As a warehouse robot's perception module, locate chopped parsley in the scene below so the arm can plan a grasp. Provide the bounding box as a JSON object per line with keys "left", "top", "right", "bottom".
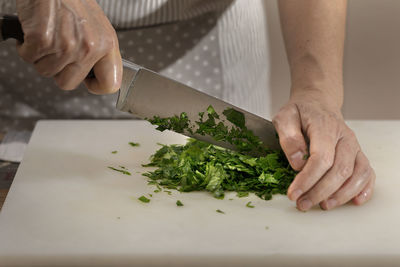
{"left": 246, "top": 201, "right": 255, "bottom": 208}
{"left": 176, "top": 200, "right": 184, "bottom": 206}
{"left": 237, "top": 192, "right": 249, "bottom": 198}
{"left": 216, "top": 209, "right": 225, "bottom": 214}
{"left": 108, "top": 166, "right": 131, "bottom": 176}
{"left": 111, "top": 151, "right": 118, "bottom": 154}
{"left": 138, "top": 196, "right": 150, "bottom": 203}
{"left": 143, "top": 106, "right": 296, "bottom": 201}
{"left": 129, "top": 142, "right": 140, "bottom": 147}
{"left": 148, "top": 112, "right": 193, "bottom": 134}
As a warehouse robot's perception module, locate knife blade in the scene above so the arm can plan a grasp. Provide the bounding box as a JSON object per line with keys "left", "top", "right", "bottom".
{"left": 117, "top": 59, "right": 281, "bottom": 151}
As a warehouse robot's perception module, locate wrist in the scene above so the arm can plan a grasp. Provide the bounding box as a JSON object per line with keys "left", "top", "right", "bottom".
{"left": 289, "top": 83, "right": 344, "bottom": 112}
{"left": 288, "top": 53, "right": 344, "bottom": 109}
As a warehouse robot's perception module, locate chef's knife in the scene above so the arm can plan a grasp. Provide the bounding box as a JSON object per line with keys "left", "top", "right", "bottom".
{"left": 117, "top": 59, "right": 281, "bottom": 151}
{"left": 1, "top": 14, "right": 280, "bottom": 151}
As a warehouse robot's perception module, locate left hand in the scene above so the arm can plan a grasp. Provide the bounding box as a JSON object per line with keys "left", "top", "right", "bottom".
{"left": 272, "top": 89, "right": 376, "bottom": 211}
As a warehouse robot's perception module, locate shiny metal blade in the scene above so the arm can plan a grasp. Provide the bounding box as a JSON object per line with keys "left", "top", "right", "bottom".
{"left": 117, "top": 59, "right": 280, "bottom": 151}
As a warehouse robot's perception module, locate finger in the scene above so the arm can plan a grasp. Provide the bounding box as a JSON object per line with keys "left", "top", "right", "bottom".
{"left": 33, "top": 12, "right": 78, "bottom": 77}
{"left": 287, "top": 123, "right": 337, "bottom": 201}
{"left": 320, "top": 151, "right": 373, "bottom": 210}
{"left": 272, "top": 105, "right": 308, "bottom": 171}
{"left": 352, "top": 171, "right": 376, "bottom": 206}
{"left": 34, "top": 51, "right": 75, "bottom": 77}
{"left": 17, "top": 32, "right": 55, "bottom": 64}
{"left": 296, "top": 133, "right": 360, "bottom": 211}
{"left": 84, "top": 44, "right": 123, "bottom": 95}
{"left": 53, "top": 25, "right": 110, "bottom": 90}
{"left": 53, "top": 63, "right": 87, "bottom": 90}
{"left": 16, "top": 13, "right": 57, "bottom": 63}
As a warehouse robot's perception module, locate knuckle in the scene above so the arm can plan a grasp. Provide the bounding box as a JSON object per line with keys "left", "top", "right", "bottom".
{"left": 102, "top": 35, "right": 114, "bottom": 52}
{"left": 279, "top": 133, "right": 304, "bottom": 146}
{"left": 316, "top": 152, "right": 334, "bottom": 170}
{"left": 28, "top": 31, "right": 52, "bottom": 49}
{"left": 336, "top": 165, "right": 353, "bottom": 180}
{"left": 81, "top": 37, "right": 96, "bottom": 55}
{"left": 63, "top": 39, "right": 77, "bottom": 53}
{"left": 346, "top": 129, "right": 357, "bottom": 140}
{"left": 359, "top": 164, "right": 372, "bottom": 180}
{"left": 272, "top": 115, "right": 281, "bottom": 128}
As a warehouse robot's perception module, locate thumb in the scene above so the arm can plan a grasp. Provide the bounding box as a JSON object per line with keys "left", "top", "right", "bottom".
{"left": 272, "top": 104, "right": 308, "bottom": 171}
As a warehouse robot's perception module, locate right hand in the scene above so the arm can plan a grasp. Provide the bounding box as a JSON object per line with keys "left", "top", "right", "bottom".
{"left": 16, "top": 0, "right": 122, "bottom": 94}
{"left": 273, "top": 89, "right": 376, "bottom": 211}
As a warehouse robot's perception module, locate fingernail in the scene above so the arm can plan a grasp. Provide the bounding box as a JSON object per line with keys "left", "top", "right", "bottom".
{"left": 290, "top": 151, "right": 306, "bottom": 170}
{"left": 299, "top": 198, "right": 313, "bottom": 211}
{"left": 290, "top": 189, "right": 303, "bottom": 201}
{"left": 326, "top": 198, "right": 337, "bottom": 210}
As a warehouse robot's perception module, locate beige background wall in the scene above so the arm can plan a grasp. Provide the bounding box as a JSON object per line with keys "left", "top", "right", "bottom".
{"left": 264, "top": 0, "right": 400, "bottom": 119}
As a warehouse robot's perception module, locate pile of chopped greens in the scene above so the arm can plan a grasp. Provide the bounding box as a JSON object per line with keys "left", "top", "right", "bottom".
{"left": 143, "top": 105, "right": 296, "bottom": 200}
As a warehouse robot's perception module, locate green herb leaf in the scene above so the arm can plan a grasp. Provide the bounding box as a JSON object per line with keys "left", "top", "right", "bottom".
{"left": 222, "top": 108, "right": 245, "bottom": 128}
{"left": 108, "top": 166, "right": 131, "bottom": 176}
{"left": 216, "top": 209, "right": 225, "bottom": 214}
{"left": 138, "top": 196, "right": 150, "bottom": 203}
{"left": 246, "top": 201, "right": 255, "bottom": 208}
{"left": 111, "top": 151, "right": 118, "bottom": 154}
{"left": 129, "top": 142, "right": 140, "bottom": 147}
{"left": 143, "top": 106, "right": 297, "bottom": 202}
{"left": 237, "top": 192, "right": 249, "bottom": 198}
{"left": 176, "top": 200, "right": 184, "bottom": 206}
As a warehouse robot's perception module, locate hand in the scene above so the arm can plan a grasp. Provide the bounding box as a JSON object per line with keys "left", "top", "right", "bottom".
{"left": 16, "top": 0, "right": 122, "bottom": 94}
{"left": 272, "top": 89, "right": 376, "bottom": 211}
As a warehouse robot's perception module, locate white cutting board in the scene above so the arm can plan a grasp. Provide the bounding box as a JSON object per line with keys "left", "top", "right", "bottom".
{"left": 0, "top": 120, "right": 399, "bottom": 267}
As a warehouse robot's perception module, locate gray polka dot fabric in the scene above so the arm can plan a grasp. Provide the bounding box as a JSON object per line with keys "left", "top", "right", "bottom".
{"left": 0, "top": 12, "right": 223, "bottom": 133}
{"left": 118, "top": 13, "right": 223, "bottom": 98}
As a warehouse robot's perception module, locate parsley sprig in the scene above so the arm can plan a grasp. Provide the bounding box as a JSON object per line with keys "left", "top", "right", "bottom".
{"left": 143, "top": 106, "right": 296, "bottom": 201}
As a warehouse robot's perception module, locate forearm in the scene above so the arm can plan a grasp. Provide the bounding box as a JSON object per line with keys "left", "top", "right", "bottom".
{"left": 278, "top": 0, "right": 347, "bottom": 108}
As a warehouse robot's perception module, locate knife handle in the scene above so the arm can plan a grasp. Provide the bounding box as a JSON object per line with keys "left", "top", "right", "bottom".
{"left": 1, "top": 14, "right": 95, "bottom": 79}
{"left": 1, "top": 15, "right": 24, "bottom": 42}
